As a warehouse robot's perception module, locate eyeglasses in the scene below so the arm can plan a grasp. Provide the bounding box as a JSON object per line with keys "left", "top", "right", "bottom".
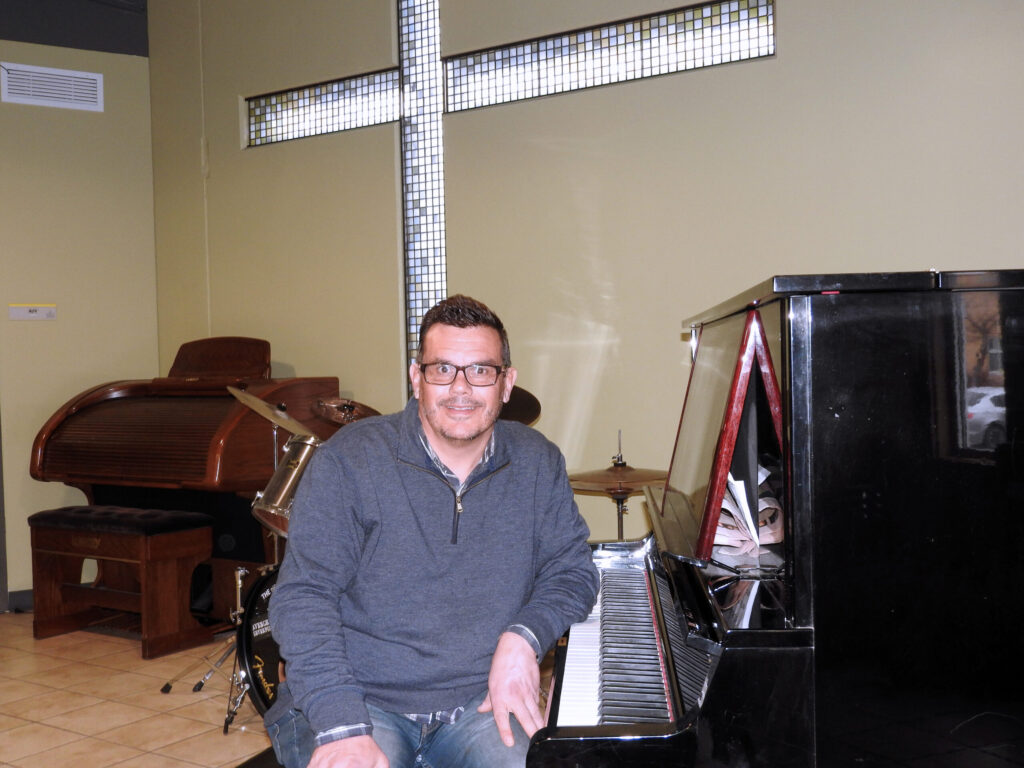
{"left": 419, "top": 362, "right": 505, "bottom": 386}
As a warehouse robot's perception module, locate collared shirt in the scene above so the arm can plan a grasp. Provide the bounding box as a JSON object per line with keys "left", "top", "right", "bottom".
{"left": 417, "top": 426, "right": 496, "bottom": 494}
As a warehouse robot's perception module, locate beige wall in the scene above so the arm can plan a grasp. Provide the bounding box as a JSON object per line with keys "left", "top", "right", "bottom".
{"left": 149, "top": 0, "right": 1023, "bottom": 544}
{"left": 445, "top": 0, "right": 1024, "bottom": 538}
{"left": 150, "top": 0, "right": 408, "bottom": 412}
{"left": 4, "top": 0, "right": 1022, "bottom": 594}
{"left": 0, "top": 41, "right": 158, "bottom": 592}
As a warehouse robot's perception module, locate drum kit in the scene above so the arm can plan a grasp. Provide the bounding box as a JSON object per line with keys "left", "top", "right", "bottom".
{"left": 162, "top": 383, "right": 545, "bottom": 730}
{"left": 159, "top": 388, "right": 381, "bottom": 729}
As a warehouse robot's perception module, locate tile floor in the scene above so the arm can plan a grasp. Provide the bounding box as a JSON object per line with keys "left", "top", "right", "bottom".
{"left": 0, "top": 610, "right": 272, "bottom": 768}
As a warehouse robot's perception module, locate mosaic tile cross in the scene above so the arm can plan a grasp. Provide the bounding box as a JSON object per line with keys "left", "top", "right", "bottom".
{"left": 245, "top": 1, "right": 774, "bottom": 365}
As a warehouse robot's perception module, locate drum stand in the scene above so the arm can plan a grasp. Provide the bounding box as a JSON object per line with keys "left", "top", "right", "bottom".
{"left": 158, "top": 565, "right": 259, "bottom": 732}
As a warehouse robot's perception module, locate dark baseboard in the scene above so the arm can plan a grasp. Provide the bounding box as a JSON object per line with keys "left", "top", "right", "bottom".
{"left": 5, "top": 589, "right": 33, "bottom": 613}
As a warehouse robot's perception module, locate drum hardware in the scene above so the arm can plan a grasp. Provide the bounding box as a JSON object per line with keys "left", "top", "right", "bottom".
{"left": 197, "top": 388, "right": 378, "bottom": 730}
{"left": 159, "top": 564, "right": 253, "bottom": 697}
{"left": 226, "top": 565, "right": 282, "bottom": 730}
{"left": 315, "top": 397, "right": 381, "bottom": 425}
{"left": 569, "top": 433, "right": 666, "bottom": 540}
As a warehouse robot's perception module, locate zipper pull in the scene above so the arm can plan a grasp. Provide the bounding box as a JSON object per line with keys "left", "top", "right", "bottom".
{"left": 451, "top": 495, "right": 463, "bottom": 544}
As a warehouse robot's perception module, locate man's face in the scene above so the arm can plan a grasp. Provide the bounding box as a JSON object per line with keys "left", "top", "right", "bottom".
{"left": 409, "top": 323, "right": 518, "bottom": 449}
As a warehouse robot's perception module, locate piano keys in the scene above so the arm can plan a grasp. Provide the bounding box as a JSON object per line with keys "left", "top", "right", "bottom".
{"left": 529, "top": 271, "right": 1024, "bottom": 767}
{"left": 556, "top": 565, "right": 676, "bottom": 728}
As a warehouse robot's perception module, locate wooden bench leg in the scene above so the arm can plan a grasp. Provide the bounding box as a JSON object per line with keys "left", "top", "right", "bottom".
{"left": 30, "top": 510, "right": 215, "bottom": 658}
{"left": 140, "top": 530, "right": 214, "bottom": 659}
{"left": 32, "top": 549, "right": 106, "bottom": 639}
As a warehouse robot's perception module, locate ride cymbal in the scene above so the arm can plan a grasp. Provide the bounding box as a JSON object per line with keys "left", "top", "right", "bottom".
{"left": 227, "top": 386, "right": 316, "bottom": 437}
{"left": 569, "top": 459, "right": 666, "bottom": 498}
{"left": 500, "top": 385, "right": 541, "bottom": 425}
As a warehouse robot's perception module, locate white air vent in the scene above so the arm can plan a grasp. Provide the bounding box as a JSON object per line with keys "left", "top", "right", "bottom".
{"left": 1, "top": 62, "right": 104, "bottom": 112}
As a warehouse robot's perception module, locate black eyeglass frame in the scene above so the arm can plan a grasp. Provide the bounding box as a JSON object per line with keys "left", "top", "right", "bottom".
{"left": 418, "top": 362, "right": 507, "bottom": 387}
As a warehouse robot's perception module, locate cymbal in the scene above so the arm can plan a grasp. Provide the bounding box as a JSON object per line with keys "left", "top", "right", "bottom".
{"left": 569, "top": 459, "right": 666, "bottom": 499}
{"left": 314, "top": 397, "right": 381, "bottom": 425}
{"left": 500, "top": 385, "right": 541, "bottom": 425}
{"left": 228, "top": 386, "right": 316, "bottom": 437}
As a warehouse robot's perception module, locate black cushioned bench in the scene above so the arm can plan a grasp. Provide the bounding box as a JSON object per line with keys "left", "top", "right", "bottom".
{"left": 28, "top": 505, "right": 215, "bottom": 658}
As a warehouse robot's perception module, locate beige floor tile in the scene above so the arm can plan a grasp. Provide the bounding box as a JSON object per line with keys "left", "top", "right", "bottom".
{"left": 0, "top": 689, "right": 102, "bottom": 721}
{"left": 172, "top": 695, "right": 262, "bottom": 731}
{"left": 0, "top": 722, "right": 82, "bottom": 763}
{"left": 0, "top": 618, "right": 34, "bottom": 638}
{"left": 19, "top": 631, "right": 94, "bottom": 652}
{"left": 0, "top": 679, "right": 57, "bottom": 707}
{"left": 1, "top": 653, "right": 75, "bottom": 678}
{"left": 0, "top": 713, "right": 30, "bottom": 733}
{"left": 117, "top": 682, "right": 219, "bottom": 714}
{"left": 101, "top": 712, "right": 216, "bottom": 751}
{"left": 0, "top": 613, "right": 272, "bottom": 767}
{"left": 85, "top": 647, "right": 152, "bottom": 672}
{"left": 131, "top": 660, "right": 215, "bottom": 689}
{"left": 112, "top": 754, "right": 204, "bottom": 767}
{"left": 65, "top": 669, "right": 163, "bottom": 700}
{"left": 43, "top": 698, "right": 152, "bottom": 735}
{"left": 8, "top": 735, "right": 142, "bottom": 768}
{"left": 39, "top": 636, "right": 134, "bottom": 662}
{"left": 0, "top": 637, "right": 39, "bottom": 653}
{"left": 156, "top": 724, "right": 271, "bottom": 767}
{"left": 19, "top": 660, "right": 113, "bottom": 688}
{"left": 0, "top": 646, "right": 30, "bottom": 662}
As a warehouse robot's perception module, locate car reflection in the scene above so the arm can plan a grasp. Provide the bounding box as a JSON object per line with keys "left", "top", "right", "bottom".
{"left": 966, "top": 386, "right": 1006, "bottom": 449}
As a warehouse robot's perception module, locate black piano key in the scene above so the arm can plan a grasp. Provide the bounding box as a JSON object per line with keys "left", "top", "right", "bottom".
{"left": 594, "top": 568, "right": 672, "bottom": 726}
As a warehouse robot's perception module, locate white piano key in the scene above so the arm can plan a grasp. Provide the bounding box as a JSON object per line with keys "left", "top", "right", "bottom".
{"left": 555, "top": 592, "right": 602, "bottom": 726}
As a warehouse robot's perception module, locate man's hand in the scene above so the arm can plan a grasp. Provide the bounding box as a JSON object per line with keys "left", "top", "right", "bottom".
{"left": 478, "top": 631, "right": 544, "bottom": 746}
{"left": 308, "top": 735, "right": 389, "bottom": 768}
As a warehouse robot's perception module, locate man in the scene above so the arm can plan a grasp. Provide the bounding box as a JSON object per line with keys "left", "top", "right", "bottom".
{"left": 266, "top": 295, "right": 599, "bottom": 768}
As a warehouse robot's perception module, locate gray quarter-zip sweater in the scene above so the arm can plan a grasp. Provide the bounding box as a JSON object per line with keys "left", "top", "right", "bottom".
{"left": 267, "top": 397, "right": 599, "bottom": 741}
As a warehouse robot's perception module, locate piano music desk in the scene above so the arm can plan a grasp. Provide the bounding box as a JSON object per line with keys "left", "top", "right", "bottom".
{"left": 28, "top": 505, "right": 216, "bottom": 659}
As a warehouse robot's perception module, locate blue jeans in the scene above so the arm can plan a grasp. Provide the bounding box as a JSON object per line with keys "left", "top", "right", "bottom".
{"left": 266, "top": 689, "right": 529, "bottom": 768}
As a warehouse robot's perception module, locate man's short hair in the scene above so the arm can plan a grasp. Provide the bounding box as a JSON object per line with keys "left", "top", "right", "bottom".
{"left": 417, "top": 295, "right": 511, "bottom": 366}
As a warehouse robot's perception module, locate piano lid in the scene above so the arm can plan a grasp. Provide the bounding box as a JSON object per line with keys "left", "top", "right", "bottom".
{"left": 656, "top": 308, "right": 783, "bottom": 563}
{"left": 661, "top": 268, "right": 1024, "bottom": 564}
{"left": 683, "top": 269, "right": 1024, "bottom": 332}
{"left": 683, "top": 270, "right": 938, "bottom": 330}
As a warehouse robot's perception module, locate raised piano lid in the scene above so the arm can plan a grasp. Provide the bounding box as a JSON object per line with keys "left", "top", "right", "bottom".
{"left": 656, "top": 268, "right": 1024, "bottom": 564}
{"left": 654, "top": 308, "right": 782, "bottom": 564}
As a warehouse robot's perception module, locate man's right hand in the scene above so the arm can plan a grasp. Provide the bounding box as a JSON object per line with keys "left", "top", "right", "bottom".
{"left": 308, "top": 735, "right": 389, "bottom": 768}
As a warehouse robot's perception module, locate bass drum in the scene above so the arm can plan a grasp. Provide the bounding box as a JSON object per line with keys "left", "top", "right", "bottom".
{"left": 236, "top": 566, "right": 282, "bottom": 715}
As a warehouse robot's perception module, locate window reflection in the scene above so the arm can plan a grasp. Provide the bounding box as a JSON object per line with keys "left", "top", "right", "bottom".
{"left": 960, "top": 292, "right": 1005, "bottom": 451}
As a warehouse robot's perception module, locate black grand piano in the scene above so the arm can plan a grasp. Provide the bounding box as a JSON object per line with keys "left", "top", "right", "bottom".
{"left": 528, "top": 270, "right": 1024, "bottom": 767}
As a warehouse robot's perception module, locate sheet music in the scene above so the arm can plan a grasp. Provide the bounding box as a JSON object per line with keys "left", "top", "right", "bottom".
{"left": 726, "top": 472, "right": 759, "bottom": 542}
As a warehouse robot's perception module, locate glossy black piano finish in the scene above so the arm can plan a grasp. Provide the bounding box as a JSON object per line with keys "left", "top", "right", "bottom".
{"left": 687, "top": 270, "right": 1024, "bottom": 766}
{"left": 532, "top": 270, "right": 1024, "bottom": 767}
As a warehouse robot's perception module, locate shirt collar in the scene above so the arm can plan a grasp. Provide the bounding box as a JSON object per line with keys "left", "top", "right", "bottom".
{"left": 417, "top": 423, "right": 496, "bottom": 491}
